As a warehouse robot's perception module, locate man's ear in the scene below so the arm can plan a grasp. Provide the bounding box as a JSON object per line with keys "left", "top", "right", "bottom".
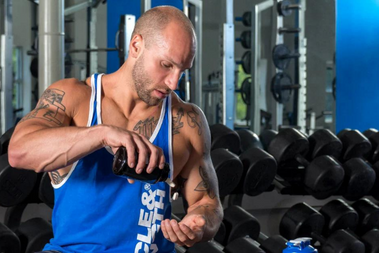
{"left": 129, "top": 34, "right": 144, "bottom": 58}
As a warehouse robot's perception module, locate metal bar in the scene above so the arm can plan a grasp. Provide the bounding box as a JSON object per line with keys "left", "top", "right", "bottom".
{"left": 183, "top": 0, "right": 203, "bottom": 108}
{"left": 297, "top": 0, "right": 307, "bottom": 132}
{"left": 64, "top": 0, "right": 91, "bottom": 16}
{"left": 222, "top": 0, "right": 235, "bottom": 129}
{"left": 123, "top": 15, "right": 135, "bottom": 62}
{"left": 144, "top": 0, "right": 151, "bottom": 12}
{"left": 89, "top": 6, "right": 98, "bottom": 75}
{"left": 250, "top": 0, "right": 274, "bottom": 133}
{"left": 67, "top": 48, "right": 118, "bottom": 53}
{"left": 38, "top": 0, "right": 65, "bottom": 96}
{"left": 0, "top": 0, "right": 13, "bottom": 133}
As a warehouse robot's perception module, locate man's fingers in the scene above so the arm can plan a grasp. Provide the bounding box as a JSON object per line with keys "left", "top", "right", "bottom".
{"left": 178, "top": 223, "right": 196, "bottom": 241}
{"left": 163, "top": 220, "right": 179, "bottom": 242}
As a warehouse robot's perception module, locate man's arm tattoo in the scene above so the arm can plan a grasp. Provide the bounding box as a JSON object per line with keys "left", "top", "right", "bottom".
{"left": 133, "top": 117, "right": 159, "bottom": 138}
{"left": 187, "top": 107, "right": 202, "bottom": 135}
{"left": 20, "top": 89, "right": 66, "bottom": 125}
{"left": 172, "top": 108, "right": 184, "bottom": 135}
{"left": 194, "top": 166, "right": 216, "bottom": 199}
{"left": 49, "top": 171, "right": 68, "bottom": 184}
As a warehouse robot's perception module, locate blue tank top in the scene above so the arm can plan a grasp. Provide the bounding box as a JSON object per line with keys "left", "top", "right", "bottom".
{"left": 44, "top": 74, "right": 175, "bottom": 253}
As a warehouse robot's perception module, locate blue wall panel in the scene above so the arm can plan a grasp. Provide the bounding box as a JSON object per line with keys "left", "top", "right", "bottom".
{"left": 336, "top": 0, "right": 379, "bottom": 132}
{"left": 107, "top": 0, "right": 141, "bottom": 74}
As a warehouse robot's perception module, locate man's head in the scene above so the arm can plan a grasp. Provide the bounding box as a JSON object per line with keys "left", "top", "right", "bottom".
{"left": 129, "top": 6, "right": 196, "bottom": 106}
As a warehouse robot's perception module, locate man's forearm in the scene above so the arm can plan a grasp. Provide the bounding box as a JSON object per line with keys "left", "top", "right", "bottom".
{"left": 8, "top": 125, "right": 105, "bottom": 172}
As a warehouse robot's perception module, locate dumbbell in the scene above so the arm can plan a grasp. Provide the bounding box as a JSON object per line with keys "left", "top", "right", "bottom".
{"left": 0, "top": 125, "right": 15, "bottom": 155}
{"left": 277, "top": 0, "right": 301, "bottom": 17}
{"left": 337, "top": 129, "right": 372, "bottom": 162}
{"left": 209, "top": 124, "right": 244, "bottom": 197}
{"left": 363, "top": 128, "right": 379, "bottom": 163}
{"left": 218, "top": 205, "right": 288, "bottom": 253}
{"left": 320, "top": 198, "right": 379, "bottom": 252}
{"left": 0, "top": 153, "right": 38, "bottom": 207}
{"left": 16, "top": 218, "right": 54, "bottom": 253}
{"left": 230, "top": 129, "right": 276, "bottom": 197}
{"left": 280, "top": 202, "right": 365, "bottom": 252}
{"left": 351, "top": 198, "right": 379, "bottom": 236}
{"left": 259, "top": 129, "right": 278, "bottom": 151}
{"left": 0, "top": 221, "right": 21, "bottom": 253}
{"left": 309, "top": 129, "right": 375, "bottom": 200}
{"left": 267, "top": 128, "right": 345, "bottom": 199}
{"left": 370, "top": 161, "right": 379, "bottom": 201}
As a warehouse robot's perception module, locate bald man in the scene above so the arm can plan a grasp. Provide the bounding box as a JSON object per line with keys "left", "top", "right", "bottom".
{"left": 8, "top": 5, "right": 223, "bottom": 253}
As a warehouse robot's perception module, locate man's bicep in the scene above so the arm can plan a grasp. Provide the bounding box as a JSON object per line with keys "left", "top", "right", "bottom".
{"left": 19, "top": 88, "right": 69, "bottom": 127}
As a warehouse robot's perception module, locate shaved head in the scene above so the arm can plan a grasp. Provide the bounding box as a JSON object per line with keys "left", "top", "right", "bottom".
{"left": 131, "top": 6, "right": 196, "bottom": 49}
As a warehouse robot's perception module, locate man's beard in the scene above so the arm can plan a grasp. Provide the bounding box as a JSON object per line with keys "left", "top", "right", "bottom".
{"left": 132, "top": 53, "right": 162, "bottom": 106}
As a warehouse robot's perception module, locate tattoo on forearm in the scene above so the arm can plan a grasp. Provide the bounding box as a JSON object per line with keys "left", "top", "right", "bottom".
{"left": 50, "top": 171, "right": 68, "bottom": 184}
{"left": 173, "top": 108, "right": 184, "bottom": 135}
{"left": 133, "top": 117, "right": 158, "bottom": 138}
{"left": 187, "top": 107, "right": 202, "bottom": 135}
{"left": 194, "top": 166, "right": 216, "bottom": 199}
{"left": 20, "top": 89, "right": 66, "bottom": 125}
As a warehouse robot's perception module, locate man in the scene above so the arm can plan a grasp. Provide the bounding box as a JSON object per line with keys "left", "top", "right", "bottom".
{"left": 8, "top": 5, "right": 223, "bottom": 253}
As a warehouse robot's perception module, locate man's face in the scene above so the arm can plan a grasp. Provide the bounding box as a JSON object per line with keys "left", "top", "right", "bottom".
{"left": 132, "top": 51, "right": 162, "bottom": 106}
{"left": 132, "top": 23, "right": 196, "bottom": 106}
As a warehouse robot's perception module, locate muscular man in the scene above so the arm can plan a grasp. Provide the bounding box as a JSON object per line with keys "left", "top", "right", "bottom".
{"left": 8, "top": 6, "right": 223, "bottom": 253}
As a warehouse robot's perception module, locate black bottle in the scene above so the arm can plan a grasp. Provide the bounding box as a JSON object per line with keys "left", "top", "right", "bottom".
{"left": 112, "top": 146, "right": 175, "bottom": 187}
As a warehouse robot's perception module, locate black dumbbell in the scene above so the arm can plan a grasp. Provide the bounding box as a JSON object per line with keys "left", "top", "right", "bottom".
{"left": 319, "top": 199, "right": 359, "bottom": 237}
{"left": 259, "top": 129, "right": 278, "bottom": 151}
{"left": 15, "top": 218, "right": 54, "bottom": 253}
{"left": 210, "top": 124, "right": 240, "bottom": 155}
{"left": 307, "top": 129, "right": 343, "bottom": 160}
{"left": 0, "top": 125, "right": 15, "bottom": 155}
{"left": 361, "top": 229, "right": 379, "bottom": 253}
{"left": 320, "top": 198, "right": 379, "bottom": 252}
{"left": 337, "top": 129, "right": 372, "bottom": 162}
{"left": 370, "top": 161, "right": 379, "bottom": 201}
{"left": 219, "top": 205, "right": 288, "bottom": 253}
{"left": 272, "top": 44, "right": 300, "bottom": 70}
{"left": 280, "top": 202, "right": 365, "bottom": 252}
{"left": 0, "top": 222, "right": 21, "bottom": 253}
{"left": 228, "top": 129, "right": 276, "bottom": 198}
{"left": 0, "top": 153, "right": 38, "bottom": 207}
{"left": 267, "top": 128, "right": 345, "bottom": 199}
{"left": 363, "top": 128, "right": 379, "bottom": 163}
{"left": 310, "top": 129, "right": 376, "bottom": 201}
{"left": 277, "top": 0, "right": 301, "bottom": 17}
{"left": 211, "top": 148, "right": 243, "bottom": 198}
{"left": 351, "top": 198, "right": 379, "bottom": 236}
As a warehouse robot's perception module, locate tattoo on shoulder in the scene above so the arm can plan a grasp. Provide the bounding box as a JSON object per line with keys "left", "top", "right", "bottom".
{"left": 133, "top": 117, "right": 158, "bottom": 138}
{"left": 49, "top": 171, "right": 68, "bottom": 185}
{"left": 20, "top": 89, "right": 66, "bottom": 125}
{"left": 187, "top": 106, "right": 202, "bottom": 135}
{"left": 172, "top": 108, "right": 184, "bottom": 135}
{"left": 194, "top": 166, "right": 216, "bottom": 199}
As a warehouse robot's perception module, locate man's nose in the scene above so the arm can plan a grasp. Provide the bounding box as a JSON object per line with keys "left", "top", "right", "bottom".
{"left": 165, "top": 71, "right": 182, "bottom": 91}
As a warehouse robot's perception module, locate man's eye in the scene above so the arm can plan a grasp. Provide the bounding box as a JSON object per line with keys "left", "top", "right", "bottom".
{"left": 163, "top": 63, "right": 171, "bottom": 69}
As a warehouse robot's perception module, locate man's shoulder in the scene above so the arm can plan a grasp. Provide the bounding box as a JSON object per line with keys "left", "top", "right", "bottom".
{"left": 48, "top": 78, "right": 91, "bottom": 98}
{"left": 170, "top": 92, "right": 204, "bottom": 115}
